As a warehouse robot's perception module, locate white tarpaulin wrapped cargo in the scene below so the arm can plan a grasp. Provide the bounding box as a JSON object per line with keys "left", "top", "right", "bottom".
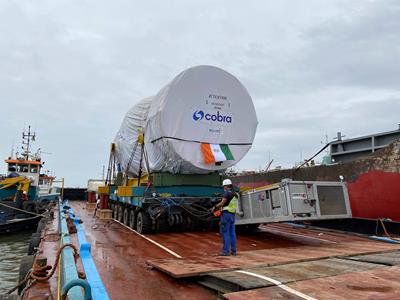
{"left": 114, "top": 65, "right": 258, "bottom": 175}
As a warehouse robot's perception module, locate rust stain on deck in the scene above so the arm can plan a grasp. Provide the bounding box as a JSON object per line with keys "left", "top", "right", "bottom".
{"left": 24, "top": 201, "right": 400, "bottom": 299}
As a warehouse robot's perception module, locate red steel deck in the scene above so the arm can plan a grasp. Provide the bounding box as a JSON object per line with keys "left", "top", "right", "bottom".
{"left": 25, "top": 201, "right": 400, "bottom": 299}
{"left": 223, "top": 266, "right": 400, "bottom": 300}
{"left": 147, "top": 240, "right": 400, "bottom": 278}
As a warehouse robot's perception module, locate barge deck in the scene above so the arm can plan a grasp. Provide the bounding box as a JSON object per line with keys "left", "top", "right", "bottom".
{"left": 25, "top": 200, "right": 400, "bottom": 299}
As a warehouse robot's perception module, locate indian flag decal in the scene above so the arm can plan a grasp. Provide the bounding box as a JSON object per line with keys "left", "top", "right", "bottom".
{"left": 201, "top": 143, "right": 234, "bottom": 164}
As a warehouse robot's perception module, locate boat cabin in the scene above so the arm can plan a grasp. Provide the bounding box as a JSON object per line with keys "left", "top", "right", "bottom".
{"left": 5, "top": 159, "right": 42, "bottom": 186}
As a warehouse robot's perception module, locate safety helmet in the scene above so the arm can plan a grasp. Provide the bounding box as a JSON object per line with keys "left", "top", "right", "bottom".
{"left": 222, "top": 179, "right": 232, "bottom": 186}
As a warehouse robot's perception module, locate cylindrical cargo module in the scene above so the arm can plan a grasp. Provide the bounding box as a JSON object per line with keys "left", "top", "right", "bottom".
{"left": 114, "top": 65, "right": 258, "bottom": 175}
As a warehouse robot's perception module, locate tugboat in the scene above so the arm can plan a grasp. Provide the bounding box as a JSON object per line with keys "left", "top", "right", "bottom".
{"left": 0, "top": 126, "right": 60, "bottom": 234}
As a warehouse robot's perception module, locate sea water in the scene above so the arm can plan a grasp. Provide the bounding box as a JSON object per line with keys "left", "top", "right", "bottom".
{"left": 0, "top": 231, "right": 32, "bottom": 294}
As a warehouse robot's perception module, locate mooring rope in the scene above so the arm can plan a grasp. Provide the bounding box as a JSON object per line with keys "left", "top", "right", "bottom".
{"left": 6, "top": 243, "right": 83, "bottom": 295}
{"left": 0, "top": 201, "right": 46, "bottom": 217}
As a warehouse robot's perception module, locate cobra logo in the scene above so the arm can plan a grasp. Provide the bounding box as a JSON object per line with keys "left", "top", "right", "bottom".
{"left": 192, "top": 110, "right": 205, "bottom": 121}
{"left": 192, "top": 110, "right": 232, "bottom": 123}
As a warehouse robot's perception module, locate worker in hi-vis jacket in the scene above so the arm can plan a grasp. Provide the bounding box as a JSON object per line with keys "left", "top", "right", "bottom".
{"left": 211, "top": 179, "right": 238, "bottom": 256}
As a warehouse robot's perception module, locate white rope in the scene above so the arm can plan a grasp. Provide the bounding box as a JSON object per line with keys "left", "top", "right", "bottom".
{"left": 0, "top": 201, "right": 46, "bottom": 217}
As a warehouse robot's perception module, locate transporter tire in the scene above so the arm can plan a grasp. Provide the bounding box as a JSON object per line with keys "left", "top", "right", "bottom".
{"left": 155, "top": 217, "right": 167, "bottom": 232}
{"left": 111, "top": 204, "right": 114, "bottom": 218}
{"left": 123, "top": 208, "right": 129, "bottom": 225}
{"left": 114, "top": 204, "right": 119, "bottom": 220}
{"left": 128, "top": 209, "right": 136, "bottom": 229}
{"left": 136, "top": 211, "right": 152, "bottom": 234}
{"left": 117, "top": 205, "right": 124, "bottom": 223}
{"left": 18, "top": 255, "right": 35, "bottom": 295}
{"left": 111, "top": 204, "right": 116, "bottom": 219}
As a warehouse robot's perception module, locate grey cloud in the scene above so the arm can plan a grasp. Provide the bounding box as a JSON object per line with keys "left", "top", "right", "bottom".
{"left": 301, "top": 0, "right": 400, "bottom": 90}
{"left": 0, "top": 0, "right": 398, "bottom": 185}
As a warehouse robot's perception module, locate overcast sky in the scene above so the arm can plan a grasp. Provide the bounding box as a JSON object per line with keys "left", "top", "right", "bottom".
{"left": 1, "top": 0, "right": 399, "bottom": 187}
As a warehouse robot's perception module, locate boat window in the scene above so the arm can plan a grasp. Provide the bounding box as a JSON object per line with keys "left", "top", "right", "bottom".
{"left": 18, "top": 164, "right": 29, "bottom": 173}
{"left": 30, "top": 165, "right": 38, "bottom": 173}
{"left": 8, "top": 163, "right": 16, "bottom": 172}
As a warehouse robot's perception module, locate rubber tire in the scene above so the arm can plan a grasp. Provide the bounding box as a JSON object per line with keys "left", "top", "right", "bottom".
{"left": 117, "top": 206, "right": 124, "bottom": 222}
{"left": 128, "top": 209, "right": 136, "bottom": 229}
{"left": 112, "top": 204, "right": 117, "bottom": 219}
{"left": 155, "top": 217, "right": 167, "bottom": 232}
{"left": 36, "top": 201, "right": 48, "bottom": 213}
{"left": 28, "top": 236, "right": 40, "bottom": 255}
{"left": 35, "top": 202, "right": 43, "bottom": 213}
{"left": 136, "top": 211, "right": 152, "bottom": 234}
{"left": 23, "top": 202, "right": 35, "bottom": 213}
{"left": 18, "top": 255, "right": 35, "bottom": 295}
{"left": 123, "top": 208, "right": 129, "bottom": 225}
{"left": 36, "top": 219, "right": 46, "bottom": 233}
{"left": 31, "top": 232, "right": 41, "bottom": 238}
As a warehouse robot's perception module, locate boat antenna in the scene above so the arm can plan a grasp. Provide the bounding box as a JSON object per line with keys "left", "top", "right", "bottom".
{"left": 10, "top": 137, "right": 15, "bottom": 158}
{"left": 21, "top": 125, "right": 36, "bottom": 160}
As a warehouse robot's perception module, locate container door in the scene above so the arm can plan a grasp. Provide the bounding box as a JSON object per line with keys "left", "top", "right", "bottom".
{"left": 288, "top": 183, "right": 317, "bottom": 216}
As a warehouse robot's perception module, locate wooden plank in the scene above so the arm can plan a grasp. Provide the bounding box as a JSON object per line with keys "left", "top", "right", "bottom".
{"left": 147, "top": 241, "right": 400, "bottom": 278}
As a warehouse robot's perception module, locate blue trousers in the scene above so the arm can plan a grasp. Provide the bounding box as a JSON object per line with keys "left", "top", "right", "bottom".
{"left": 220, "top": 211, "right": 236, "bottom": 254}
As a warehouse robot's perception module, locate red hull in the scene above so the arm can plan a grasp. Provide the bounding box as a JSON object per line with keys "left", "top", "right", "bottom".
{"left": 348, "top": 171, "right": 400, "bottom": 222}
{"left": 235, "top": 171, "right": 400, "bottom": 222}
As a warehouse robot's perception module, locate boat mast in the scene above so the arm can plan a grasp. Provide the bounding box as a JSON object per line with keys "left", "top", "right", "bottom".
{"left": 21, "top": 125, "right": 36, "bottom": 160}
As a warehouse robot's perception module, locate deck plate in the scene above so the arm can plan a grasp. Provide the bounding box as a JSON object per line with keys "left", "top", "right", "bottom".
{"left": 147, "top": 241, "right": 400, "bottom": 278}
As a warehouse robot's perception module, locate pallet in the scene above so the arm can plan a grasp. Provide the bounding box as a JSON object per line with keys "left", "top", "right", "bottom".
{"left": 86, "top": 202, "right": 96, "bottom": 210}
{"left": 96, "top": 209, "right": 112, "bottom": 219}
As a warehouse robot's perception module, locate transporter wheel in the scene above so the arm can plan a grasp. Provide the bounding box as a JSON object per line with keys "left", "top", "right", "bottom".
{"left": 128, "top": 209, "right": 136, "bottom": 229}
{"left": 136, "top": 211, "right": 152, "bottom": 234}
{"left": 111, "top": 204, "right": 117, "bottom": 219}
{"left": 123, "top": 208, "right": 129, "bottom": 225}
{"left": 117, "top": 205, "right": 124, "bottom": 222}
{"left": 155, "top": 217, "right": 167, "bottom": 232}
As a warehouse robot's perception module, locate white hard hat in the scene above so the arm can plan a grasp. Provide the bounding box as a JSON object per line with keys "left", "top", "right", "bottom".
{"left": 222, "top": 179, "right": 232, "bottom": 186}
